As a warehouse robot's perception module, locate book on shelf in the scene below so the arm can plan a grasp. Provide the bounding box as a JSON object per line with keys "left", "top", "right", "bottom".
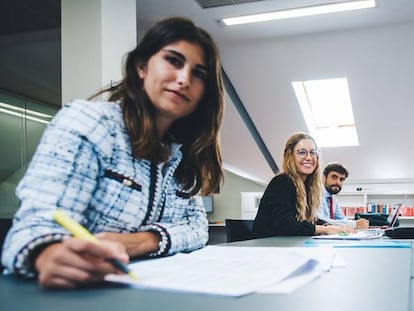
{"left": 341, "top": 205, "right": 414, "bottom": 217}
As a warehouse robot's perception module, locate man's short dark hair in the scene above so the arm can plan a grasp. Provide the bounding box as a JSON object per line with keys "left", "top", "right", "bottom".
{"left": 323, "top": 163, "right": 349, "bottom": 178}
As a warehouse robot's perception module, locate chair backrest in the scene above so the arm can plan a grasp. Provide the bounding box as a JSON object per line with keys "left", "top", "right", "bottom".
{"left": 225, "top": 219, "right": 254, "bottom": 243}
{"left": 0, "top": 218, "right": 13, "bottom": 273}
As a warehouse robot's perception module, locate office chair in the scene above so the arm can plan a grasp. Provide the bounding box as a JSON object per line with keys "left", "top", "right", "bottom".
{"left": 225, "top": 218, "right": 254, "bottom": 242}
{"left": 0, "top": 218, "right": 13, "bottom": 273}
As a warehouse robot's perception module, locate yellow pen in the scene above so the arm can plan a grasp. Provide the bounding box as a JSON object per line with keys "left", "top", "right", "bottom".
{"left": 53, "top": 209, "right": 139, "bottom": 280}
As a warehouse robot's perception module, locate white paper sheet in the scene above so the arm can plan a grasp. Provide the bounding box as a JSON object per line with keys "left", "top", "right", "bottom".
{"left": 258, "top": 262, "right": 324, "bottom": 294}
{"left": 312, "top": 229, "right": 384, "bottom": 240}
{"left": 257, "top": 247, "right": 341, "bottom": 294}
{"left": 105, "top": 246, "right": 336, "bottom": 297}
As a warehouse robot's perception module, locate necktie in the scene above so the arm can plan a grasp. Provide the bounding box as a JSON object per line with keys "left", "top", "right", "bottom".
{"left": 329, "top": 196, "right": 334, "bottom": 219}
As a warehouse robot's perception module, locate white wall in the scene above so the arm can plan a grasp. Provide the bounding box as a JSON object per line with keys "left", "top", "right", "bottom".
{"left": 61, "top": 0, "right": 136, "bottom": 103}
{"left": 218, "top": 22, "right": 414, "bottom": 183}
{"left": 208, "top": 170, "right": 266, "bottom": 223}
{"left": 61, "top": 0, "right": 103, "bottom": 103}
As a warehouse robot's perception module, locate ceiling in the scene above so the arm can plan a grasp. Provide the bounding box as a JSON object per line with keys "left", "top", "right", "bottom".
{"left": 0, "top": 0, "right": 61, "bottom": 107}
{"left": 1, "top": 0, "right": 414, "bottom": 188}
{"left": 0, "top": 0, "right": 60, "bottom": 36}
{"left": 137, "top": 0, "right": 414, "bottom": 43}
{"left": 137, "top": 0, "right": 414, "bottom": 185}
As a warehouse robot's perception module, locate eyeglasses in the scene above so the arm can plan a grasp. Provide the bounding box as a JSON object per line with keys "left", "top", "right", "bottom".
{"left": 295, "top": 149, "right": 319, "bottom": 159}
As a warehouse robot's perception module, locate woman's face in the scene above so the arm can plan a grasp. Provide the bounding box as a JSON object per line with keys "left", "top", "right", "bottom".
{"left": 137, "top": 40, "right": 207, "bottom": 133}
{"left": 293, "top": 138, "right": 318, "bottom": 181}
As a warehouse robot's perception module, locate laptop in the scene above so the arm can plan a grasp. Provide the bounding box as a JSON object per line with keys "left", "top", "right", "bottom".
{"left": 354, "top": 204, "right": 402, "bottom": 238}
{"left": 384, "top": 203, "right": 401, "bottom": 228}
{"left": 366, "top": 203, "right": 401, "bottom": 229}
{"left": 383, "top": 203, "right": 414, "bottom": 238}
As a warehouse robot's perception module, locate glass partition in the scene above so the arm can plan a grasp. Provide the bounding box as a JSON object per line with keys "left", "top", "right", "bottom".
{"left": 0, "top": 91, "right": 59, "bottom": 218}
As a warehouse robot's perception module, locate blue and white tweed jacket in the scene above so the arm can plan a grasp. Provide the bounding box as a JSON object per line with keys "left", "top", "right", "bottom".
{"left": 2, "top": 99, "right": 209, "bottom": 277}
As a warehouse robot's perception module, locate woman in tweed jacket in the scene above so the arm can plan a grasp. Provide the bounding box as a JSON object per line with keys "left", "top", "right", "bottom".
{"left": 2, "top": 17, "right": 224, "bottom": 289}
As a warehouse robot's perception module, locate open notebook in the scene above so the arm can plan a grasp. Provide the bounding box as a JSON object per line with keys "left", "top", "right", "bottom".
{"left": 312, "top": 229, "right": 384, "bottom": 240}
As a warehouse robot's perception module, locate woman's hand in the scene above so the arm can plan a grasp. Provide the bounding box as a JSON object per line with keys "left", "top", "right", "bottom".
{"left": 315, "top": 224, "right": 355, "bottom": 235}
{"left": 34, "top": 237, "right": 129, "bottom": 289}
{"left": 355, "top": 218, "right": 369, "bottom": 229}
{"left": 326, "top": 225, "right": 355, "bottom": 235}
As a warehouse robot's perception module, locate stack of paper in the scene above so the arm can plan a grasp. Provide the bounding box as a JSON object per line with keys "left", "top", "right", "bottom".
{"left": 105, "top": 246, "right": 338, "bottom": 297}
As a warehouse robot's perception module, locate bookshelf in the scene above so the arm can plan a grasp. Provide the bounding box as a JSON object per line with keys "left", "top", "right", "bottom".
{"left": 241, "top": 181, "right": 414, "bottom": 225}
{"left": 337, "top": 182, "right": 414, "bottom": 225}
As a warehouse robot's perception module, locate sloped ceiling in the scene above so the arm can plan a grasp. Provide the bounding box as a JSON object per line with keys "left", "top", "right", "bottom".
{"left": 137, "top": 0, "right": 414, "bottom": 185}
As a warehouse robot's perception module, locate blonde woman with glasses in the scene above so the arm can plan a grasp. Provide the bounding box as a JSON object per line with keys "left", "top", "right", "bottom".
{"left": 252, "top": 132, "right": 352, "bottom": 238}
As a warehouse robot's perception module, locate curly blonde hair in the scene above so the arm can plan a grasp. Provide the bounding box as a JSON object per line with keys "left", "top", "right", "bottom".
{"left": 282, "top": 132, "right": 322, "bottom": 223}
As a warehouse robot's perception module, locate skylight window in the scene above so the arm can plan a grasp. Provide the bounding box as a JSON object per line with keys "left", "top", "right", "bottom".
{"left": 292, "top": 77, "right": 359, "bottom": 147}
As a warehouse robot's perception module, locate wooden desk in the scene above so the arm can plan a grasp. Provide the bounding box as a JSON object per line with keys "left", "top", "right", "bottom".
{"left": 0, "top": 237, "right": 411, "bottom": 311}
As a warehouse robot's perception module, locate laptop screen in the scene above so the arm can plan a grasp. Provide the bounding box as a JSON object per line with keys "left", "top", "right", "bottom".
{"left": 386, "top": 204, "right": 402, "bottom": 227}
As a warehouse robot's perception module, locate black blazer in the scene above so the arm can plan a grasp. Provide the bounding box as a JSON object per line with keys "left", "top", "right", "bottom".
{"left": 252, "top": 173, "right": 321, "bottom": 238}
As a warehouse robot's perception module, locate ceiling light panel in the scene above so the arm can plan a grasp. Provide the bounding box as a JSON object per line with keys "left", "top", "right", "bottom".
{"left": 195, "top": 0, "right": 264, "bottom": 9}
{"left": 221, "top": 0, "right": 376, "bottom": 26}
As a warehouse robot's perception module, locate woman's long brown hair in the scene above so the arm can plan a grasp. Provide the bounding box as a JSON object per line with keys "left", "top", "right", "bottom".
{"left": 91, "top": 17, "right": 224, "bottom": 196}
